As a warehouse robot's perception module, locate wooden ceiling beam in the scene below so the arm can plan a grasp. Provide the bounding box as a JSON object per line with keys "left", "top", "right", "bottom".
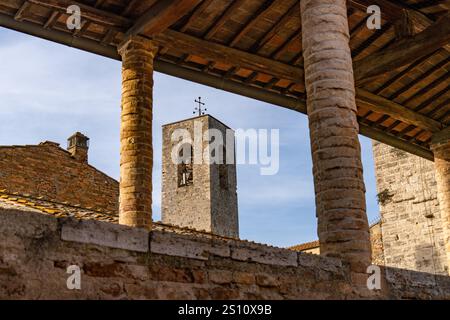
{"left": 180, "top": 0, "right": 214, "bottom": 32}
{"left": 349, "top": 0, "right": 450, "bottom": 54}
{"left": 4, "top": 1, "right": 447, "bottom": 139}
{"left": 229, "top": 0, "right": 279, "bottom": 47}
{"left": 203, "top": 0, "right": 246, "bottom": 40}
{"left": 413, "top": 0, "right": 450, "bottom": 10}
{"left": 348, "top": 0, "right": 430, "bottom": 28}
{"left": 0, "top": 11, "right": 438, "bottom": 161}
{"left": 271, "top": 31, "right": 301, "bottom": 60}
{"left": 43, "top": 10, "right": 60, "bottom": 29}
{"left": 14, "top": 1, "right": 30, "bottom": 21}
{"left": 125, "top": 0, "right": 200, "bottom": 37}
{"left": 29, "top": 0, "right": 130, "bottom": 26}
{"left": 154, "top": 30, "right": 444, "bottom": 133}
{"left": 153, "top": 29, "right": 305, "bottom": 86}
{"left": 356, "top": 88, "right": 444, "bottom": 133}
{"left": 359, "top": 124, "right": 434, "bottom": 161}
{"left": 250, "top": 3, "right": 298, "bottom": 53}
{"left": 353, "top": 14, "right": 450, "bottom": 83}
{"left": 122, "top": 0, "right": 142, "bottom": 17}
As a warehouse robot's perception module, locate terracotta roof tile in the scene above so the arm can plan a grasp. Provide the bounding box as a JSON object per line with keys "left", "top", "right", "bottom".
{"left": 0, "top": 189, "right": 118, "bottom": 223}
{"left": 288, "top": 240, "right": 320, "bottom": 252}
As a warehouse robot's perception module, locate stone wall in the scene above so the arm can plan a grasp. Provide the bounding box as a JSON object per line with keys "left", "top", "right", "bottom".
{"left": 208, "top": 116, "right": 239, "bottom": 238}
{"left": 373, "top": 141, "right": 447, "bottom": 275}
{"left": 0, "top": 142, "right": 118, "bottom": 213}
{"left": 1, "top": 208, "right": 449, "bottom": 300}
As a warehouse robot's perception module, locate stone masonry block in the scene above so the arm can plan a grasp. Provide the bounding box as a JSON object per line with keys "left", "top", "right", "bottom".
{"left": 231, "top": 242, "right": 298, "bottom": 267}
{"left": 61, "top": 218, "right": 149, "bottom": 253}
{"left": 0, "top": 208, "right": 58, "bottom": 238}
{"left": 151, "top": 231, "right": 225, "bottom": 261}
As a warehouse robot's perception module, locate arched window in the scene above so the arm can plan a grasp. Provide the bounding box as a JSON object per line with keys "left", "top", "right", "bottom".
{"left": 177, "top": 143, "right": 193, "bottom": 187}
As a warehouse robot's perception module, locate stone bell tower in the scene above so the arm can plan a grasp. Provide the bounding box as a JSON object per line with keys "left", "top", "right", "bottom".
{"left": 161, "top": 114, "right": 239, "bottom": 238}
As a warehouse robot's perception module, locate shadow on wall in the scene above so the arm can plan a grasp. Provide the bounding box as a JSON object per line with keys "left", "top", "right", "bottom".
{"left": 415, "top": 244, "right": 444, "bottom": 277}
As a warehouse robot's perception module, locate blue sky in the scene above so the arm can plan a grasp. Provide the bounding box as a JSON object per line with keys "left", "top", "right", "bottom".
{"left": 0, "top": 27, "right": 380, "bottom": 247}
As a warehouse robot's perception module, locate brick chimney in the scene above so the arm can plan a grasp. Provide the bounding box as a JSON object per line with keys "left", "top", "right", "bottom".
{"left": 67, "top": 132, "right": 89, "bottom": 163}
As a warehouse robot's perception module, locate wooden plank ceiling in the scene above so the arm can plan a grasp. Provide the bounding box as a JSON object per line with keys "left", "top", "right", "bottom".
{"left": 0, "top": 0, "right": 449, "bottom": 161}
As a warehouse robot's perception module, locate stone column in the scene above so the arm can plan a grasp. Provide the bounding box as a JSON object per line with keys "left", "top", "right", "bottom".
{"left": 117, "top": 36, "right": 157, "bottom": 229}
{"left": 300, "top": 0, "right": 372, "bottom": 272}
{"left": 430, "top": 130, "right": 450, "bottom": 274}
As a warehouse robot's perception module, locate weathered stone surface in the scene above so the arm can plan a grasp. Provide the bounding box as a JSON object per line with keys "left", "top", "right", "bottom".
{"left": 161, "top": 115, "right": 239, "bottom": 238}
{"left": 373, "top": 142, "right": 447, "bottom": 275}
{"left": 231, "top": 242, "right": 297, "bottom": 267}
{"left": 300, "top": 0, "right": 371, "bottom": 273}
{"left": 431, "top": 135, "right": 450, "bottom": 275}
{"left": 1, "top": 208, "right": 450, "bottom": 300}
{"left": 61, "top": 218, "right": 149, "bottom": 253}
{"left": 151, "top": 231, "right": 211, "bottom": 260}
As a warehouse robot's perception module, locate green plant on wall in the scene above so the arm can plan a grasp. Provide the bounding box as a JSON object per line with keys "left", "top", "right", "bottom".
{"left": 377, "top": 188, "right": 394, "bottom": 206}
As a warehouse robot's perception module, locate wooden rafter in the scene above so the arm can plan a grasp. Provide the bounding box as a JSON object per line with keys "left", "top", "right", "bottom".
{"left": 203, "top": 0, "right": 246, "bottom": 40}
{"left": 153, "top": 29, "right": 304, "bottom": 85}
{"left": 388, "top": 56, "right": 450, "bottom": 101}
{"left": 29, "top": 0, "right": 129, "bottom": 27}
{"left": 349, "top": 0, "right": 428, "bottom": 27}
{"left": 394, "top": 9, "right": 415, "bottom": 40}
{"left": 228, "top": 0, "right": 279, "bottom": 47}
{"left": 125, "top": 0, "right": 200, "bottom": 37}
{"left": 352, "top": 22, "right": 391, "bottom": 59}
{"left": 271, "top": 30, "right": 301, "bottom": 60}
{"left": 353, "top": 14, "right": 450, "bottom": 83}
{"left": 413, "top": 0, "right": 450, "bottom": 10}
{"left": 94, "top": 0, "right": 106, "bottom": 8}
{"left": 43, "top": 10, "right": 60, "bottom": 29}
{"left": 14, "top": 1, "right": 30, "bottom": 21}
{"left": 0, "top": 0, "right": 448, "bottom": 160}
{"left": 403, "top": 73, "right": 450, "bottom": 107}
{"left": 350, "top": 0, "right": 450, "bottom": 54}
{"left": 359, "top": 123, "right": 434, "bottom": 161}
{"left": 250, "top": 2, "right": 298, "bottom": 53}
{"left": 373, "top": 51, "right": 438, "bottom": 95}
{"left": 122, "top": 0, "right": 142, "bottom": 17}
{"left": 356, "top": 88, "right": 443, "bottom": 133}
{"left": 180, "top": 0, "right": 214, "bottom": 32}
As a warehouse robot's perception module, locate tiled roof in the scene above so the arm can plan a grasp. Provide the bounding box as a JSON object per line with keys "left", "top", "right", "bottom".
{"left": 288, "top": 240, "right": 320, "bottom": 252}
{"left": 0, "top": 189, "right": 118, "bottom": 223}
{"left": 0, "top": 189, "right": 240, "bottom": 241}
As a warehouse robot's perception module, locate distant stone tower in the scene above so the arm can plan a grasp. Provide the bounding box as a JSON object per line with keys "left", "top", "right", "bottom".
{"left": 161, "top": 115, "right": 239, "bottom": 238}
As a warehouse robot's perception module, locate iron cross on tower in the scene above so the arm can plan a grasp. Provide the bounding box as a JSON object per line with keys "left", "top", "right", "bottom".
{"left": 193, "top": 97, "right": 207, "bottom": 116}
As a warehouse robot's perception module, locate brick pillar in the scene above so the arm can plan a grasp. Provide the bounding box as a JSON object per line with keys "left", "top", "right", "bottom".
{"left": 300, "top": 0, "right": 372, "bottom": 272}
{"left": 430, "top": 130, "right": 450, "bottom": 274}
{"left": 117, "top": 36, "right": 157, "bottom": 229}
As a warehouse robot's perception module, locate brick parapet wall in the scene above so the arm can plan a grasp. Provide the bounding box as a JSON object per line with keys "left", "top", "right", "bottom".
{"left": 0, "top": 144, "right": 119, "bottom": 213}
{"left": 1, "top": 208, "right": 449, "bottom": 299}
